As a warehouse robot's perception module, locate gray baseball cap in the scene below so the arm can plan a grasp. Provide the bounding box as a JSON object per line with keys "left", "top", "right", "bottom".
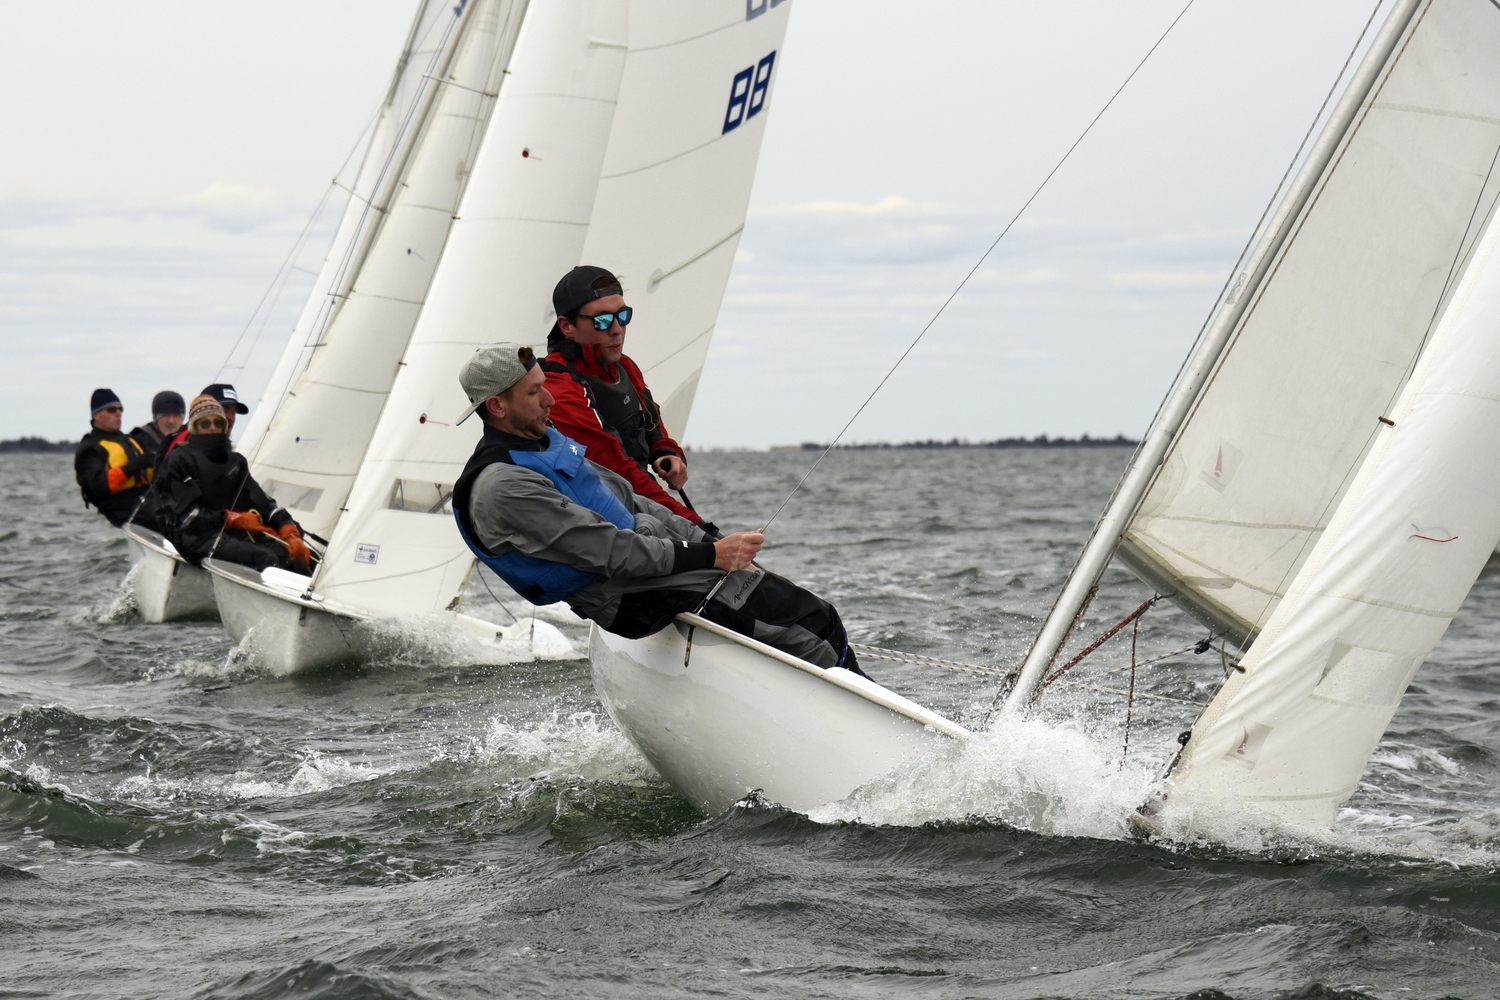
{"left": 457, "top": 342, "right": 537, "bottom": 424}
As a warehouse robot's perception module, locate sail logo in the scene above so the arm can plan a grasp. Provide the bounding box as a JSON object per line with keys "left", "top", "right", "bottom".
{"left": 1199, "top": 441, "right": 1244, "bottom": 493}
{"left": 355, "top": 543, "right": 380, "bottom": 565}
{"left": 723, "top": 52, "right": 777, "bottom": 134}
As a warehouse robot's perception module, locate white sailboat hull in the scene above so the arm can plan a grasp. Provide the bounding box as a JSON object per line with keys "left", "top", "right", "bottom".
{"left": 590, "top": 614, "right": 970, "bottom": 816}
{"left": 207, "top": 560, "right": 577, "bottom": 676}
{"left": 122, "top": 525, "right": 217, "bottom": 623}
{"left": 208, "top": 561, "right": 368, "bottom": 674}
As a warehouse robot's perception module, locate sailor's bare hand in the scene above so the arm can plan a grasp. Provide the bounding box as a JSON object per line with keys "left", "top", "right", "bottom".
{"left": 713, "top": 531, "right": 763, "bottom": 572}
{"left": 653, "top": 454, "right": 688, "bottom": 490}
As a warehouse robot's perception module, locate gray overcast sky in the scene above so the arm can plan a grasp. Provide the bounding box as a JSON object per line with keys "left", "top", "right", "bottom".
{"left": 0, "top": 0, "right": 1387, "bottom": 446}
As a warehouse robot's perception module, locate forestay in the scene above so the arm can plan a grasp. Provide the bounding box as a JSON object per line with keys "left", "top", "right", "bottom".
{"left": 578, "top": 0, "right": 792, "bottom": 438}
{"left": 238, "top": 0, "right": 463, "bottom": 457}
{"left": 1167, "top": 190, "right": 1500, "bottom": 827}
{"left": 1120, "top": 0, "right": 1500, "bottom": 645}
{"left": 315, "top": 1, "right": 630, "bottom": 615}
{"left": 247, "top": 0, "right": 526, "bottom": 540}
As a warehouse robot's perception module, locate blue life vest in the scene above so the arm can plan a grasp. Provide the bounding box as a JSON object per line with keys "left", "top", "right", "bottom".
{"left": 453, "top": 430, "right": 635, "bottom": 605}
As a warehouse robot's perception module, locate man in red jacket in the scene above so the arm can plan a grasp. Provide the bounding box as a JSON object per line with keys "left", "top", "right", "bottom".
{"left": 541, "top": 265, "right": 709, "bottom": 527}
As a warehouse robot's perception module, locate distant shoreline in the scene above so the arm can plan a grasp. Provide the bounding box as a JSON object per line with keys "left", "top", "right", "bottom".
{"left": 2, "top": 434, "right": 1140, "bottom": 456}
{"left": 769, "top": 434, "right": 1137, "bottom": 452}
{"left": 0, "top": 437, "right": 74, "bottom": 454}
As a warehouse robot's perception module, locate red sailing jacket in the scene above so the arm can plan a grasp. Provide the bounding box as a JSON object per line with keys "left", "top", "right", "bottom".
{"left": 541, "top": 337, "right": 697, "bottom": 523}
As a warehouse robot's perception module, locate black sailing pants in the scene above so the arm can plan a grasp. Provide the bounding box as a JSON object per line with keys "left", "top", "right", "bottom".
{"left": 607, "top": 570, "right": 864, "bottom": 677}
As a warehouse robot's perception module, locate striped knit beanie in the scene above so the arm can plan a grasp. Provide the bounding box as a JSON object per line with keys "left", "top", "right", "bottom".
{"left": 188, "top": 395, "right": 227, "bottom": 433}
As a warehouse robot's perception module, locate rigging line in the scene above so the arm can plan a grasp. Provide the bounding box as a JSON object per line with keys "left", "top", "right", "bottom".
{"left": 473, "top": 565, "right": 521, "bottom": 624}
{"left": 756, "top": 0, "right": 1202, "bottom": 535}
{"left": 214, "top": 182, "right": 336, "bottom": 380}
{"left": 991, "top": 0, "right": 1390, "bottom": 697}
{"left": 214, "top": 94, "right": 387, "bottom": 380}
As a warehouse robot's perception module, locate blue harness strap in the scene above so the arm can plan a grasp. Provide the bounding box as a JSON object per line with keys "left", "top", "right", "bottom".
{"left": 454, "top": 432, "right": 634, "bottom": 605}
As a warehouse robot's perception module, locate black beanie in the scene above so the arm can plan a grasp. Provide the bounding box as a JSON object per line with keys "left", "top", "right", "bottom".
{"left": 90, "top": 388, "right": 121, "bottom": 414}
{"left": 152, "top": 390, "right": 186, "bottom": 416}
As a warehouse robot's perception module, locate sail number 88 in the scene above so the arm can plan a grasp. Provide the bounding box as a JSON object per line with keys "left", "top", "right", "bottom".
{"left": 723, "top": 52, "right": 776, "bottom": 135}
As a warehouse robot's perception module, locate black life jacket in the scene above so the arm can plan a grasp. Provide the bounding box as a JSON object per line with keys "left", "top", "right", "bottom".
{"left": 541, "top": 338, "right": 664, "bottom": 470}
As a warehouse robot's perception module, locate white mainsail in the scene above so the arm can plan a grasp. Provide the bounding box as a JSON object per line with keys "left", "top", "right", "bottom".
{"left": 1167, "top": 192, "right": 1500, "bottom": 826}
{"left": 238, "top": 0, "right": 464, "bottom": 456}
{"left": 1006, "top": 0, "right": 1500, "bottom": 709}
{"left": 578, "top": 0, "right": 791, "bottom": 437}
{"left": 314, "top": 1, "right": 631, "bottom": 616}
{"left": 246, "top": 0, "right": 526, "bottom": 540}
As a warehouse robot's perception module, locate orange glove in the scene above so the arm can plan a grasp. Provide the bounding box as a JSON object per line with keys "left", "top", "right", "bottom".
{"left": 279, "top": 523, "right": 311, "bottom": 567}
{"left": 107, "top": 467, "right": 129, "bottom": 492}
{"left": 224, "top": 510, "right": 265, "bottom": 534}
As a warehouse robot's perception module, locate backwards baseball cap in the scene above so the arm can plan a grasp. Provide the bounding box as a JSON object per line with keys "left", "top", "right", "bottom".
{"left": 552, "top": 265, "right": 622, "bottom": 318}
{"left": 152, "top": 390, "right": 186, "bottom": 416}
{"left": 457, "top": 342, "right": 537, "bottom": 424}
{"left": 90, "top": 388, "right": 122, "bottom": 414}
{"left": 200, "top": 382, "right": 249, "bottom": 414}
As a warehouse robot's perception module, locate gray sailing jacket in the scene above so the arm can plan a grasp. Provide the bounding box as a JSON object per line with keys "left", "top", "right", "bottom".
{"left": 468, "top": 459, "right": 718, "bottom": 625}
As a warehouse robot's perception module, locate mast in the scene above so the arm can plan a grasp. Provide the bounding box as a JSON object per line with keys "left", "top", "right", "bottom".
{"left": 1000, "top": 0, "right": 1426, "bottom": 714}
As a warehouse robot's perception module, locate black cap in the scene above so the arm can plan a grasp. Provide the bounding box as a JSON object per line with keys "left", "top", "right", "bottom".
{"left": 200, "top": 383, "right": 250, "bottom": 414}
{"left": 552, "top": 265, "right": 622, "bottom": 318}
{"left": 152, "top": 390, "right": 186, "bottom": 416}
{"left": 90, "top": 388, "right": 121, "bottom": 414}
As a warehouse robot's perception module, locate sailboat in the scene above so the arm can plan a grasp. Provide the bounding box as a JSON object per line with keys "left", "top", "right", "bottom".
{"left": 207, "top": 0, "right": 587, "bottom": 673}
{"left": 208, "top": 0, "right": 795, "bottom": 675}
{"left": 121, "top": 0, "right": 466, "bottom": 625}
{"left": 593, "top": 0, "right": 1500, "bottom": 826}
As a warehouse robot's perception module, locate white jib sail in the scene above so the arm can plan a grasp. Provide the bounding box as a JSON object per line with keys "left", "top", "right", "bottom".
{"left": 576, "top": 0, "right": 792, "bottom": 438}
{"left": 247, "top": 0, "right": 526, "bottom": 540}
{"left": 314, "top": 1, "right": 631, "bottom": 616}
{"left": 1167, "top": 193, "right": 1500, "bottom": 828}
{"left": 239, "top": 0, "right": 461, "bottom": 456}
{"left": 1006, "top": 0, "right": 1500, "bottom": 710}
{"left": 1120, "top": 0, "right": 1500, "bottom": 645}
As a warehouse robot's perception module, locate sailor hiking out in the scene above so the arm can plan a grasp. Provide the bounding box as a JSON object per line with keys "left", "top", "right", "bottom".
{"left": 453, "top": 342, "right": 862, "bottom": 674}
{"left": 153, "top": 395, "right": 312, "bottom": 575}
{"left": 541, "top": 266, "right": 705, "bottom": 527}
{"left": 73, "top": 388, "right": 164, "bottom": 533}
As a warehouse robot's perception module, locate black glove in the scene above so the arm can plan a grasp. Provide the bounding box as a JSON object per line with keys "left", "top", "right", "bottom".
{"left": 124, "top": 449, "right": 152, "bottom": 478}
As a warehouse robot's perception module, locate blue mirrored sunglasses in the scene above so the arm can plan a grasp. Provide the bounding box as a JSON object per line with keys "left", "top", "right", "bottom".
{"left": 582, "top": 306, "right": 633, "bottom": 331}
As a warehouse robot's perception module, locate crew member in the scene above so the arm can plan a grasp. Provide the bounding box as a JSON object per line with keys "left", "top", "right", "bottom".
{"left": 541, "top": 266, "right": 702, "bottom": 525}
{"left": 452, "top": 343, "right": 862, "bottom": 673}
{"left": 73, "top": 388, "right": 163, "bottom": 532}
{"left": 157, "top": 382, "right": 250, "bottom": 467}
{"left": 154, "top": 395, "right": 311, "bottom": 574}
{"left": 129, "top": 390, "right": 185, "bottom": 455}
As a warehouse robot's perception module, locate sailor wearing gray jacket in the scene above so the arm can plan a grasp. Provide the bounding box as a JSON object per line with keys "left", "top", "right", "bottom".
{"left": 452, "top": 342, "right": 863, "bottom": 675}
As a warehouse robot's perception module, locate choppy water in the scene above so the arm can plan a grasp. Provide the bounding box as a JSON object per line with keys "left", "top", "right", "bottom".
{"left": 2, "top": 448, "right": 1497, "bottom": 999}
